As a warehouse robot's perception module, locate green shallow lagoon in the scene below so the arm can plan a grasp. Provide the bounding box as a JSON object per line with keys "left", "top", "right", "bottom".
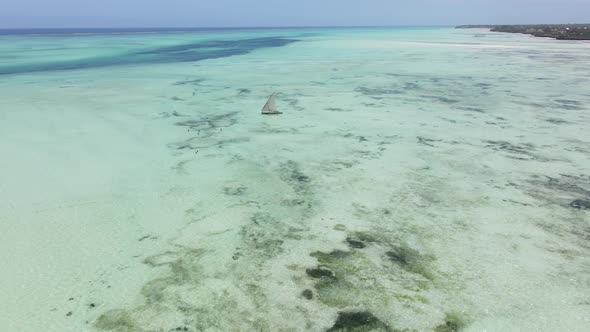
{"left": 0, "top": 27, "right": 589, "bottom": 331}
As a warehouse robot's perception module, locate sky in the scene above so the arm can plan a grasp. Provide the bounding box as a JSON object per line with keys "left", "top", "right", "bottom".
{"left": 1, "top": 0, "right": 589, "bottom": 28}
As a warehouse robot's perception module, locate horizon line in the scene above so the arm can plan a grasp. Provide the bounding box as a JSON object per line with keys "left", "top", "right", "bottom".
{"left": 1, "top": 23, "right": 588, "bottom": 31}
{"left": 0, "top": 25, "right": 456, "bottom": 30}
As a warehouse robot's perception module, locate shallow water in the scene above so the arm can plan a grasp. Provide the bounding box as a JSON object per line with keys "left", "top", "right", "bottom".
{"left": 0, "top": 27, "right": 589, "bottom": 331}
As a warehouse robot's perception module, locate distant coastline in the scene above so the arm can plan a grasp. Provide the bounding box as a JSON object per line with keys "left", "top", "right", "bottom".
{"left": 456, "top": 24, "right": 590, "bottom": 40}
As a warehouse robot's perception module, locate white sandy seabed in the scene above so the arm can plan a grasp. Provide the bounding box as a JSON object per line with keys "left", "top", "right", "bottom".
{"left": 0, "top": 28, "right": 589, "bottom": 331}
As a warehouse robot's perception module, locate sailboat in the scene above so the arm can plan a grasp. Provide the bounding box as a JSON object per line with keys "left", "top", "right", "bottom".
{"left": 261, "top": 93, "right": 282, "bottom": 115}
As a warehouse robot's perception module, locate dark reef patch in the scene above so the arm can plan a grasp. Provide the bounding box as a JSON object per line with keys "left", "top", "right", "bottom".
{"left": 483, "top": 140, "right": 537, "bottom": 160}
{"left": 172, "top": 78, "right": 205, "bottom": 86}
{"left": 421, "top": 95, "right": 461, "bottom": 104}
{"left": 386, "top": 247, "right": 415, "bottom": 266}
{"left": 553, "top": 99, "right": 584, "bottom": 110}
{"left": 173, "top": 137, "right": 249, "bottom": 150}
{"left": 554, "top": 99, "right": 581, "bottom": 105}
{"left": 329, "top": 159, "right": 360, "bottom": 170}
{"left": 175, "top": 111, "right": 239, "bottom": 133}
{"left": 282, "top": 96, "right": 305, "bottom": 111}
{"left": 334, "top": 224, "right": 347, "bottom": 231}
{"left": 223, "top": 185, "right": 247, "bottom": 196}
{"left": 386, "top": 245, "right": 434, "bottom": 280}
{"left": 346, "top": 237, "right": 366, "bottom": 249}
{"left": 417, "top": 136, "right": 442, "bottom": 147}
{"left": 306, "top": 267, "right": 336, "bottom": 279}
{"left": 546, "top": 118, "right": 569, "bottom": 124}
{"left": 327, "top": 311, "right": 390, "bottom": 332}
{"left": 434, "top": 313, "right": 466, "bottom": 332}
{"left": 325, "top": 107, "right": 352, "bottom": 112}
{"left": 474, "top": 82, "right": 492, "bottom": 89}
{"left": 95, "top": 310, "right": 134, "bottom": 331}
{"left": 356, "top": 86, "right": 403, "bottom": 97}
{"left": 570, "top": 199, "right": 590, "bottom": 210}
{"left": 307, "top": 232, "right": 437, "bottom": 322}
{"left": 169, "top": 111, "right": 247, "bottom": 151}
{"left": 311, "top": 250, "right": 352, "bottom": 261}
{"left": 281, "top": 198, "right": 306, "bottom": 207}
{"left": 302, "top": 289, "right": 314, "bottom": 300}
{"left": 238, "top": 212, "right": 293, "bottom": 258}
{"left": 278, "top": 161, "right": 312, "bottom": 194}
{"left": 531, "top": 174, "right": 590, "bottom": 199}
{"left": 351, "top": 232, "right": 381, "bottom": 244}
{"left": 403, "top": 82, "right": 420, "bottom": 91}
{"left": 524, "top": 174, "right": 590, "bottom": 243}
{"left": 457, "top": 106, "right": 485, "bottom": 113}
{"left": 157, "top": 111, "right": 186, "bottom": 119}
{"left": 95, "top": 248, "right": 206, "bottom": 331}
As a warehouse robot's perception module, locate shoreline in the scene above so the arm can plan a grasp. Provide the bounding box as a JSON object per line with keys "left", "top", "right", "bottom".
{"left": 456, "top": 24, "right": 590, "bottom": 40}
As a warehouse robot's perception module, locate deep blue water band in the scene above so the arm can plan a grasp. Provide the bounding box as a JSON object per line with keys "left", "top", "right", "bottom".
{"left": 0, "top": 37, "right": 299, "bottom": 76}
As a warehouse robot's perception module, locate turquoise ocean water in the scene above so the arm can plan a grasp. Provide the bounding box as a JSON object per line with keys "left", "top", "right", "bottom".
{"left": 0, "top": 27, "right": 589, "bottom": 331}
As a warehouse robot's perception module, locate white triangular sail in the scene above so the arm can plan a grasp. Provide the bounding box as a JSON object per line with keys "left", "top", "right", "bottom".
{"left": 261, "top": 93, "right": 282, "bottom": 114}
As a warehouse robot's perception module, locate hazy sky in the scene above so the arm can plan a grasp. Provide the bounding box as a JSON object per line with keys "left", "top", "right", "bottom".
{"left": 1, "top": 0, "right": 589, "bottom": 28}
